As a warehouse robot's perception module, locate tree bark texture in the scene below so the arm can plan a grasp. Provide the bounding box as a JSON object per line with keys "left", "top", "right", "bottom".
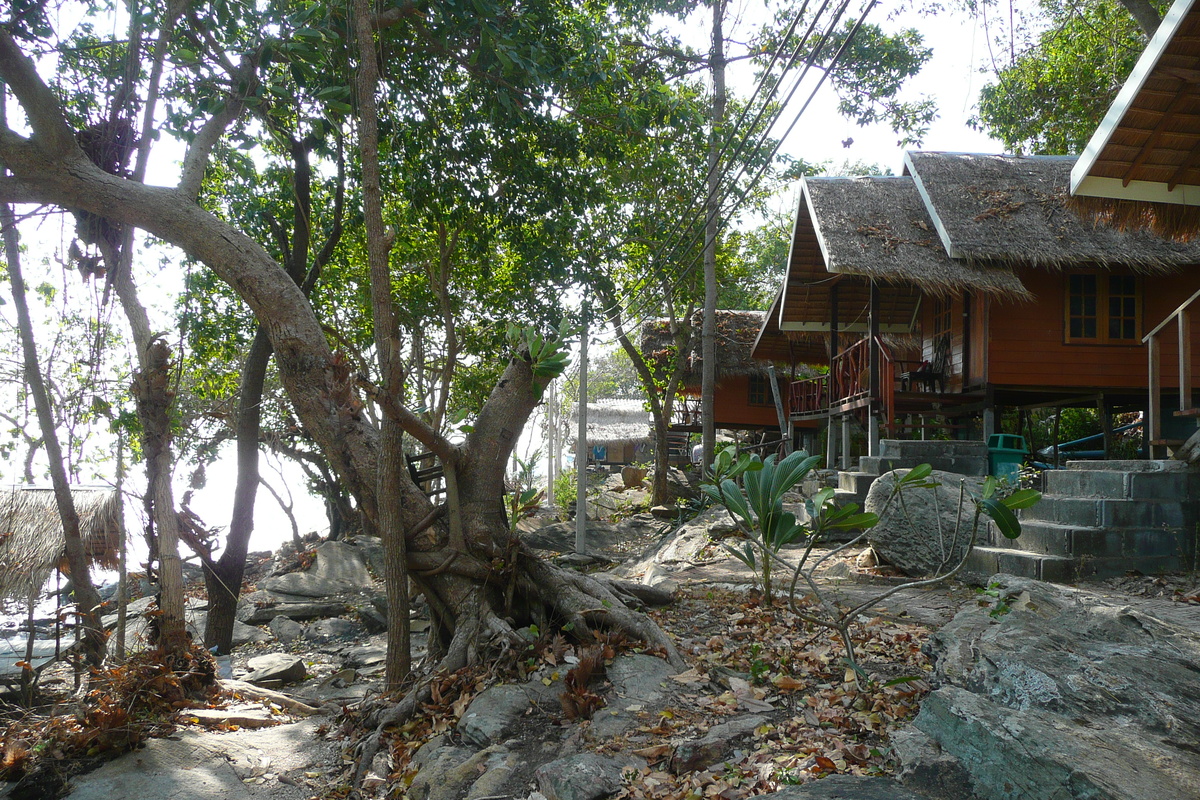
{"left": 0, "top": 32, "right": 681, "bottom": 673}
{"left": 1, "top": 197, "right": 106, "bottom": 666}
{"left": 701, "top": 0, "right": 726, "bottom": 469}
{"left": 354, "top": 0, "right": 412, "bottom": 690}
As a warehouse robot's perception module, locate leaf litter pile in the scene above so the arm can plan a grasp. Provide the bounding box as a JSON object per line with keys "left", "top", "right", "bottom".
{"left": 610, "top": 587, "right": 933, "bottom": 799}
{"left": 356, "top": 585, "right": 933, "bottom": 800}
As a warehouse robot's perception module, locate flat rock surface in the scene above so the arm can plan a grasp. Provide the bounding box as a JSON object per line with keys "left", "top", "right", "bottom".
{"left": 905, "top": 574, "right": 1200, "bottom": 800}
{"left": 757, "top": 775, "right": 929, "bottom": 799}
{"left": 64, "top": 718, "right": 333, "bottom": 800}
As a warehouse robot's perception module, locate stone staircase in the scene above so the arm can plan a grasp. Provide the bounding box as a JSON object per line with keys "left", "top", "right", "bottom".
{"left": 965, "top": 460, "right": 1200, "bottom": 583}
{"left": 836, "top": 439, "right": 990, "bottom": 510}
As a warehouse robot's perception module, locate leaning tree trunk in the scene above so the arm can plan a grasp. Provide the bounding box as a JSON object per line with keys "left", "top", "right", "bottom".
{"left": 0, "top": 31, "right": 681, "bottom": 669}
{"left": 0, "top": 196, "right": 106, "bottom": 667}
{"left": 204, "top": 327, "right": 272, "bottom": 654}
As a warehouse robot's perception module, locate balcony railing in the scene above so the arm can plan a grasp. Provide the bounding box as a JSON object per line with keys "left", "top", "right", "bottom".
{"left": 788, "top": 336, "right": 896, "bottom": 434}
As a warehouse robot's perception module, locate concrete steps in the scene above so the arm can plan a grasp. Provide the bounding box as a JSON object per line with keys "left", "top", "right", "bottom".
{"left": 964, "top": 460, "right": 1199, "bottom": 583}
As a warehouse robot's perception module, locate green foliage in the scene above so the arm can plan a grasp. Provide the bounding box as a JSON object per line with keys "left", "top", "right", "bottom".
{"left": 506, "top": 319, "right": 573, "bottom": 400}
{"left": 701, "top": 450, "right": 873, "bottom": 603}
{"left": 507, "top": 487, "right": 545, "bottom": 533}
{"left": 972, "top": 0, "right": 1167, "bottom": 154}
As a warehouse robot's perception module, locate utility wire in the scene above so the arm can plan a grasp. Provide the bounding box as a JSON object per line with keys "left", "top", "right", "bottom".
{"left": 590, "top": 0, "right": 879, "bottom": 348}
{"left": 595, "top": 0, "right": 863, "bottom": 333}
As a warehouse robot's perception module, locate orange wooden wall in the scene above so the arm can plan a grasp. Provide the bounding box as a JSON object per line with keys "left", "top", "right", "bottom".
{"left": 686, "top": 375, "right": 783, "bottom": 428}
{"left": 984, "top": 266, "right": 1200, "bottom": 391}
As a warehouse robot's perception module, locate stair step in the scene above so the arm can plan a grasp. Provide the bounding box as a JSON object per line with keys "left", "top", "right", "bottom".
{"left": 1020, "top": 496, "right": 1194, "bottom": 529}
{"left": 963, "top": 546, "right": 1077, "bottom": 583}
{"left": 987, "top": 520, "right": 1196, "bottom": 561}
{"left": 1045, "top": 467, "right": 1200, "bottom": 500}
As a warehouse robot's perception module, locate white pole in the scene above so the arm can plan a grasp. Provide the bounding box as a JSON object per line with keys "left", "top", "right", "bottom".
{"left": 576, "top": 307, "right": 588, "bottom": 553}
{"left": 546, "top": 381, "right": 556, "bottom": 506}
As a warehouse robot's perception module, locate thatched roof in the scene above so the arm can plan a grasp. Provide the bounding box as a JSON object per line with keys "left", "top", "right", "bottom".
{"left": 905, "top": 151, "right": 1200, "bottom": 268}
{"left": 568, "top": 399, "right": 652, "bottom": 447}
{"left": 806, "top": 176, "right": 1030, "bottom": 298}
{"left": 640, "top": 310, "right": 775, "bottom": 383}
{"left": 1069, "top": 0, "right": 1200, "bottom": 238}
{"left": 0, "top": 487, "right": 121, "bottom": 604}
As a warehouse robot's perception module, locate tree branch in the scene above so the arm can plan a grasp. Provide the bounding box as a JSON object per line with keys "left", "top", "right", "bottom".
{"left": 0, "top": 32, "right": 78, "bottom": 158}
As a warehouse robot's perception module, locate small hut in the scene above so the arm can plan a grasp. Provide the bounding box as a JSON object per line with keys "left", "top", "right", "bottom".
{"left": 641, "top": 310, "right": 808, "bottom": 434}
{"left": 569, "top": 399, "right": 652, "bottom": 466}
{"left": 0, "top": 487, "right": 121, "bottom": 606}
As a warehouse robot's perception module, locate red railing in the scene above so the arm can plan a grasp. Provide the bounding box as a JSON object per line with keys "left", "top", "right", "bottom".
{"left": 787, "top": 337, "right": 895, "bottom": 432}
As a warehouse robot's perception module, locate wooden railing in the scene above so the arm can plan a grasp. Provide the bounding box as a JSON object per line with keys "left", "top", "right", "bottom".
{"left": 787, "top": 337, "right": 895, "bottom": 431}
{"left": 1144, "top": 286, "right": 1200, "bottom": 457}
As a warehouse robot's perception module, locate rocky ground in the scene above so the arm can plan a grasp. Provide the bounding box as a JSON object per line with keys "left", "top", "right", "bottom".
{"left": 4, "top": 471, "right": 1200, "bottom": 800}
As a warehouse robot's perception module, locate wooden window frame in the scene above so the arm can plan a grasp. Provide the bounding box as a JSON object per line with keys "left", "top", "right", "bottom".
{"left": 1063, "top": 272, "right": 1142, "bottom": 346}
{"left": 748, "top": 374, "right": 772, "bottom": 407}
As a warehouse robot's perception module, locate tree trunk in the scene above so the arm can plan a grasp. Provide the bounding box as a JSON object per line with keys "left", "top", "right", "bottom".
{"left": 701, "top": 0, "right": 726, "bottom": 469}
{"left": 203, "top": 327, "right": 271, "bottom": 654}
{"left": 0, "top": 34, "right": 680, "bottom": 674}
{"left": 355, "top": 0, "right": 411, "bottom": 689}
{"left": 1116, "top": 0, "right": 1162, "bottom": 37}
{"left": 1, "top": 196, "right": 105, "bottom": 666}
{"left": 130, "top": 338, "right": 189, "bottom": 655}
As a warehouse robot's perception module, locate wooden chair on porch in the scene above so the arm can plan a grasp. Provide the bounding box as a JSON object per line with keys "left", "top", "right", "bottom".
{"left": 900, "top": 334, "right": 950, "bottom": 393}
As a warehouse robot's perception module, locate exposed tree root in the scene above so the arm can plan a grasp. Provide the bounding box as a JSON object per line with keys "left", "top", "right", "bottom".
{"left": 350, "top": 556, "right": 681, "bottom": 793}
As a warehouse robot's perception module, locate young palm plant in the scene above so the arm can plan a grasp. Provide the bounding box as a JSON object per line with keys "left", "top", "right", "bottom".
{"left": 701, "top": 450, "right": 876, "bottom": 604}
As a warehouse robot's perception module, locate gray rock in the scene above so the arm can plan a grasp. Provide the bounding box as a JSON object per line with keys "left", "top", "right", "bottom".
{"left": 669, "top": 714, "right": 766, "bottom": 773}
{"left": 242, "top": 653, "right": 307, "bottom": 687}
{"left": 259, "top": 540, "right": 374, "bottom": 597}
{"left": 905, "top": 575, "right": 1200, "bottom": 800}
{"left": 341, "top": 642, "right": 388, "bottom": 668}
{"left": 466, "top": 748, "right": 521, "bottom": 800}
{"left": 269, "top": 615, "right": 304, "bottom": 642}
{"left": 357, "top": 604, "right": 387, "bottom": 634}
{"left": 535, "top": 753, "right": 645, "bottom": 800}
{"left": 347, "top": 535, "right": 384, "bottom": 577}
{"left": 65, "top": 718, "right": 329, "bottom": 800}
{"left": 865, "top": 469, "right": 985, "bottom": 577}
{"left": 407, "top": 737, "right": 489, "bottom": 800}
{"left": 239, "top": 590, "right": 350, "bottom": 624}
{"left": 304, "top": 617, "right": 360, "bottom": 642}
{"left": 754, "top": 775, "right": 929, "bottom": 799}
{"left": 589, "top": 654, "right": 677, "bottom": 739}
{"left": 890, "top": 727, "right": 979, "bottom": 800}
{"left": 457, "top": 684, "right": 534, "bottom": 747}
{"left": 258, "top": 573, "right": 351, "bottom": 598}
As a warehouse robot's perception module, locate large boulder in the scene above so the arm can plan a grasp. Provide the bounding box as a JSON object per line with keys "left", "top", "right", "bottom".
{"left": 899, "top": 574, "right": 1200, "bottom": 800}
{"left": 259, "top": 540, "right": 374, "bottom": 596}
{"left": 864, "top": 469, "right": 985, "bottom": 577}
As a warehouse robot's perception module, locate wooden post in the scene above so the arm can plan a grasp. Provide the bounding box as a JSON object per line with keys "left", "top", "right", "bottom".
{"left": 826, "top": 414, "right": 837, "bottom": 470}
{"left": 1180, "top": 309, "right": 1193, "bottom": 412}
{"left": 1149, "top": 333, "right": 1163, "bottom": 458}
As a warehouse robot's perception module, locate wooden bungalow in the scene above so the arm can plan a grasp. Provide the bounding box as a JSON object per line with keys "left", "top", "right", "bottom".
{"left": 641, "top": 310, "right": 812, "bottom": 448}
{"left": 754, "top": 151, "right": 1200, "bottom": 465}
{"left": 1069, "top": 0, "right": 1200, "bottom": 456}
{"left": 570, "top": 399, "right": 653, "bottom": 467}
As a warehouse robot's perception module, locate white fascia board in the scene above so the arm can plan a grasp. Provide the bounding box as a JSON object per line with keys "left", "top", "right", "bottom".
{"left": 903, "top": 151, "right": 962, "bottom": 260}
{"left": 1070, "top": 0, "right": 1197, "bottom": 196}
{"left": 1072, "top": 174, "right": 1200, "bottom": 205}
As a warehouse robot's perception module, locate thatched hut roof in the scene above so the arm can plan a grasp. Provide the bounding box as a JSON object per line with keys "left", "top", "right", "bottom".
{"left": 568, "top": 398, "right": 652, "bottom": 448}
{"left": 640, "top": 310, "right": 774, "bottom": 384}
{"left": 0, "top": 487, "right": 121, "bottom": 604}
{"left": 904, "top": 152, "right": 1200, "bottom": 268}
{"left": 1069, "top": 0, "right": 1200, "bottom": 239}
{"left": 806, "top": 176, "right": 1031, "bottom": 298}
